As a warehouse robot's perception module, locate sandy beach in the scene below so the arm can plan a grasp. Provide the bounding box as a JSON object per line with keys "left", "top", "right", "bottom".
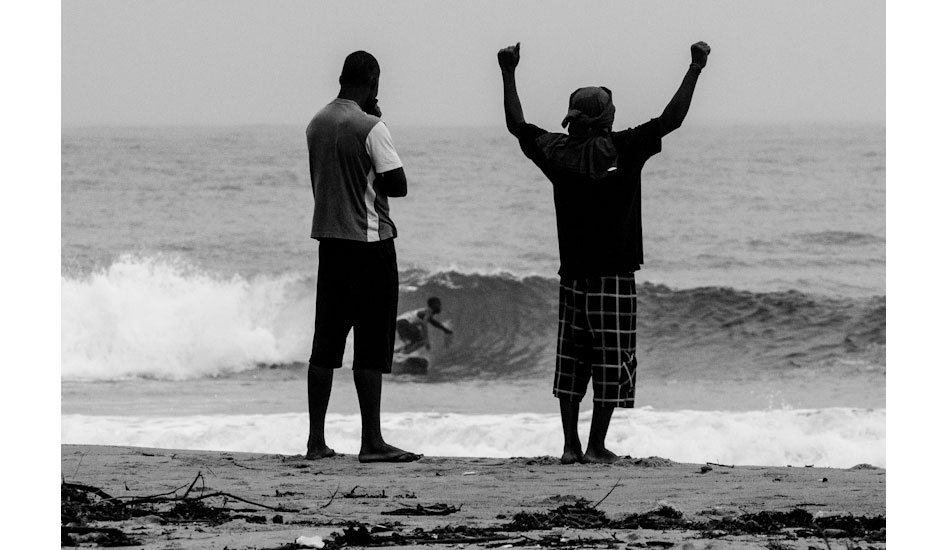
{"left": 62, "top": 444, "right": 885, "bottom": 549}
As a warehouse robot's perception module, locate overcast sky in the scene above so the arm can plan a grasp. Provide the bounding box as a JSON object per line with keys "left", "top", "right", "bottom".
{"left": 61, "top": 0, "right": 884, "bottom": 127}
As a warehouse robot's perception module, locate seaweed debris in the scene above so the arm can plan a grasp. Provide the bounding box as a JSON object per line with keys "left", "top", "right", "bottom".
{"left": 61, "top": 525, "right": 140, "bottom": 547}
{"left": 504, "top": 498, "right": 883, "bottom": 542}
{"left": 381, "top": 503, "right": 461, "bottom": 516}
{"left": 703, "top": 509, "right": 885, "bottom": 541}
{"left": 505, "top": 498, "right": 610, "bottom": 530}
{"left": 62, "top": 472, "right": 295, "bottom": 545}
{"left": 272, "top": 498, "right": 885, "bottom": 549}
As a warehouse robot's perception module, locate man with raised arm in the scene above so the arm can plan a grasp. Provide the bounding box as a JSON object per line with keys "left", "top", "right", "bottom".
{"left": 305, "top": 50, "right": 420, "bottom": 463}
{"left": 497, "top": 41, "right": 711, "bottom": 464}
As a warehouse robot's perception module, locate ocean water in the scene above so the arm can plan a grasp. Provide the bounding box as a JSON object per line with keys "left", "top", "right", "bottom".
{"left": 61, "top": 124, "right": 885, "bottom": 467}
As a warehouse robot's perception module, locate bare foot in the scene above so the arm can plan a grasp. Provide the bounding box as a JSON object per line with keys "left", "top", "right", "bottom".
{"left": 306, "top": 436, "right": 336, "bottom": 460}
{"left": 561, "top": 444, "right": 585, "bottom": 465}
{"left": 583, "top": 447, "right": 620, "bottom": 464}
{"left": 359, "top": 442, "right": 422, "bottom": 463}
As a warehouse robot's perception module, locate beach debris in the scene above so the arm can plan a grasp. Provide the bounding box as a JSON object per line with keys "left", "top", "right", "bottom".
{"left": 517, "top": 456, "right": 562, "bottom": 466}
{"left": 505, "top": 498, "right": 611, "bottom": 530}
{"left": 705, "top": 461, "right": 735, "bottom": 468}
{"left": 703, "top": 508, "right": 885, "bottom": 542}
{"left": 381, "top": 503, "right": 461, "bottom": 516}
{"left": 616, "top": 503, "right": 689, "bottom": 530}
{"left": 699, "top": 465, "right": 713, "bottom": 474}
{"left": 165, "top": 497, "right": 231, "bottom": 523}
{"left": 62, "top": 470, "right": 298, "bottom": 536}
{"left": 246, "top": 515, "right": 269, "bottom": 524}
{"left": 64, "top": 481, "right": 113, "bottom": 501}
{"left": 62, "top": 480, "right": 143, "bottom": 524}
{"left": 284, "top": 501, "right": 886, "bottom": 549}
{"left": 295, "top": 534, "right": 326, "bottom": 548}
{"left": 320, "top": 486, "right": 340, "bottom": 509}
{"left": 343, "top": 485, "right": 388, "bottom": 498}
{"left": 61, "top": 525, "right": 140, "bottom": 547}
{"left": 493, "top": 532, "right": 618, "bottom": 548}
{"left": 340, "top": 524, "right": 375, "bottom": 545}
{"left": 591, "top": 478, "right": 622, "bottom": 508}
{"left": 327, "top": 523, "right": 511, "bottom": 547}
{"left": 540, "top": 494, "right": 581, "bottom": 503}
{"left": 617, "top": 456, "right": 676, "bottom": 468}
{"left": 504, "top": 498, "right": 884, "bottom": 542}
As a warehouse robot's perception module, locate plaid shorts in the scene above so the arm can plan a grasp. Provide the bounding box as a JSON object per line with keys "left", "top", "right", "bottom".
{"left": 554, "top": 274, "right": 637, "bottom": 408}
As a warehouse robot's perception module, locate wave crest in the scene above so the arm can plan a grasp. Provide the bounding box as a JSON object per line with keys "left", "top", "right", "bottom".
{"left": 62, "top": 257, "right": 885, "bottom": 382}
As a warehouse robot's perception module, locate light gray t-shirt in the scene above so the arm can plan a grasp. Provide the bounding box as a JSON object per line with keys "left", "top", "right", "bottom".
{"left": 307, "top": 98, "right": 403, "bottom": 242}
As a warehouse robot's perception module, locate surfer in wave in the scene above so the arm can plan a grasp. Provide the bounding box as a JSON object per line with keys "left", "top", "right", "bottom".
{"left": 497, "top": 40, "right": 711, "bottom": 464}
{"left": 395, "top": 297, "right": 454, "bottom": 354}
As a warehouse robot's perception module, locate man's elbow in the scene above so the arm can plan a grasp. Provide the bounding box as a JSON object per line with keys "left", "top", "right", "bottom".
{"left": 382, "top": 181, "right": 407, "bottom": 197}
{"left": 659, "top": 113, "right": 684, "bottom": 135}
{"left": 378, "top": 169, "right": 408, "bottom": 197}
{"left": 505, "top": 117, "right": 525, "bottom": 137}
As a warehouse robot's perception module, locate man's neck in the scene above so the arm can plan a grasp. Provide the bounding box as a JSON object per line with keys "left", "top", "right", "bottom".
{"left": 338, "top": 87, "right": 370, "bottom": 108}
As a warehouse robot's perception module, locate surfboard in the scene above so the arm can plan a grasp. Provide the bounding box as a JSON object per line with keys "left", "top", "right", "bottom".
{"left": 392, "top": 354, "right": 429, "bottom": 375}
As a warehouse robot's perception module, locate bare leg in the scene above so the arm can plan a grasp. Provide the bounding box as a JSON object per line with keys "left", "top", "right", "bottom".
{"left": 584, "top": 403, "right": 620, "bottom": 464}
{"left": 558, "top": 397, "right": 584, "bottom": 464}
{"left": 353, "top": 369, "right": 421, "bottom": 463}
{"left": 306, "top": 365, "right": 336, "bottom": 459}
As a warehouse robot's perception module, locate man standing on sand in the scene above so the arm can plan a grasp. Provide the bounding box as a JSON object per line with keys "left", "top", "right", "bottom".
{"left": 497, "top": 41, "right": 711, "bottom": 464}
{"left": 305, "top": 50, "right": 420, "bottom": 463}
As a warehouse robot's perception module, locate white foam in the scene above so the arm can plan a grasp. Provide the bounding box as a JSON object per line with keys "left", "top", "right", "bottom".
{"left": 61, "top": 407, "right": 885, "bottom": 468}
{"left": 61, "top": 255, "right": 315, "bottom": 380}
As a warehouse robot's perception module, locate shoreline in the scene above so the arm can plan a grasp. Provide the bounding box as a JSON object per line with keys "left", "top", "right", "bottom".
{"left": 62, "top": 444, "right": 885, "bottom": 549}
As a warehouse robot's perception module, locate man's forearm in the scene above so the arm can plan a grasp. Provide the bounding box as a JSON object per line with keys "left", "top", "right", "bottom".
{"left": 659, "top": 64, "right": 702, "bottom": 136}
{"left": 376, "top": 167, "right": 407, "bottom": 197}
{"left": 501, "top": 69, "right": 525, "bottom": 134}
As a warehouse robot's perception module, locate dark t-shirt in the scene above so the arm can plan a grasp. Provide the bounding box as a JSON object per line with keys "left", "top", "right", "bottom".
{"left": 514, "top": 119, "right": 662, "bottom": 279}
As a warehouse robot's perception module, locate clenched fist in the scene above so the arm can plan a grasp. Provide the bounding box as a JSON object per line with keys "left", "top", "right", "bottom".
{"left": 497, "top": 42, "right": 521, "bottom": 71}
{"left": 690, "top": 41, "right": 711, "bottom": 69}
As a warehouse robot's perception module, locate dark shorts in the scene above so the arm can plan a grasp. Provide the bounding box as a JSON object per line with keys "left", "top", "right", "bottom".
{"left": 554, "top": 274, "right": 637, "bottom": 408}
{"left": 310, "top": 238, "right": 398, "bottom": 373}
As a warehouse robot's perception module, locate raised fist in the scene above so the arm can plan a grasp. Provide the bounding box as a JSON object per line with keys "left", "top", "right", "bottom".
{"left": 497, "top": 42, "right": 521, "bottom": 71}
{"left": 690, "top": 41, "right": 711, "bottom": 69}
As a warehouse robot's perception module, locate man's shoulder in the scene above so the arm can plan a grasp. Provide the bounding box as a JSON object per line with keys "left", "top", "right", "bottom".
{"left": 512, "top": 122, "right": 553, "bottom": 165}
{"left": 612, "top": 118, "right": 661, "bottom": 142}
{"left": 513, "top": 121, "right": 549, "bottom": 141}
{"left": 308, "top": 100, "right": 380, "bottom": 137}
